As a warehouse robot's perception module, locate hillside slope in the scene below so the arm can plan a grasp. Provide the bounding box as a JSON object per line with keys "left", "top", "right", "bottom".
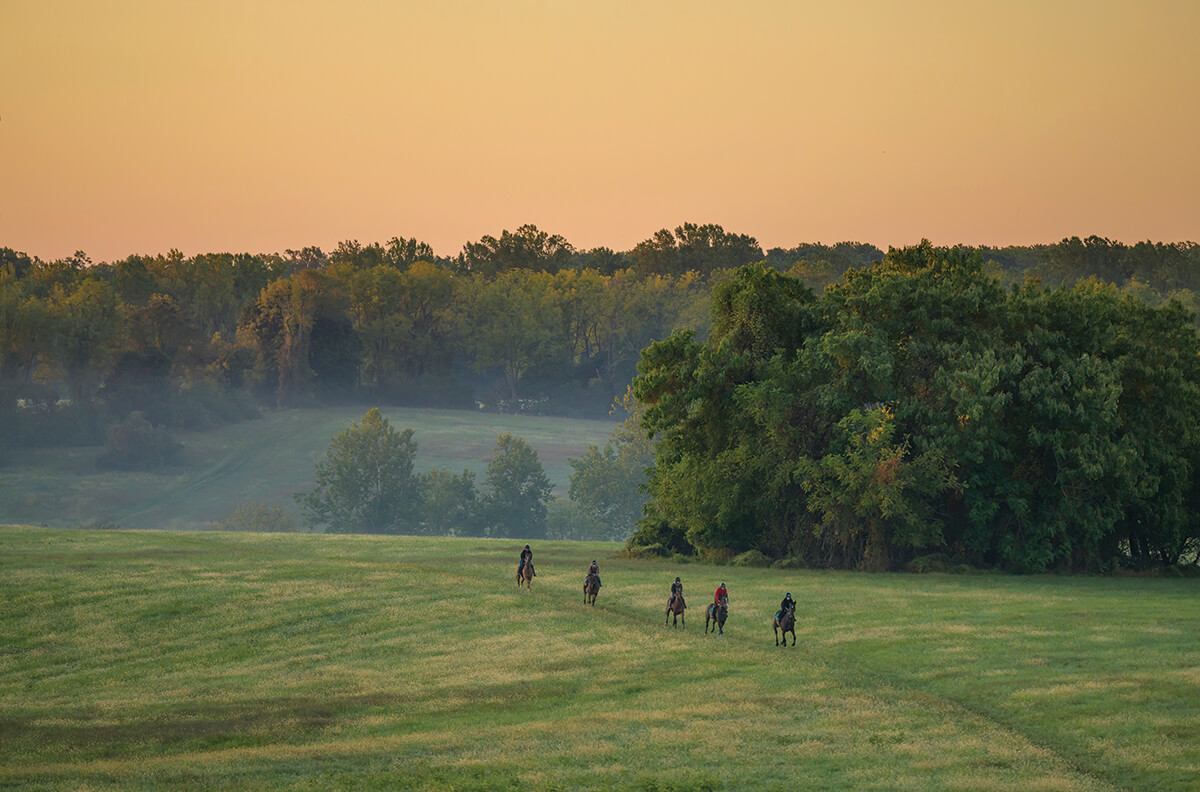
{"left": 0, "top": 407, "right": 617, "bottom": 531}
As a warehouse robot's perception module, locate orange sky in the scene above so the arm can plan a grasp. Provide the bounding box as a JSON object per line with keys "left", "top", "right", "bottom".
{"left": 4, "top": 0, "right": 1198, "bottom": 263}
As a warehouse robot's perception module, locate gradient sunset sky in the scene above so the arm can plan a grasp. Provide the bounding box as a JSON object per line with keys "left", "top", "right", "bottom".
{"left": 4, "top": 0, "right": 1198, "bottom": 263}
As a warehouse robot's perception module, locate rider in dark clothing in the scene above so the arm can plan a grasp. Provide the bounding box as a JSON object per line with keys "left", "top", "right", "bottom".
{"left": 777, "top": 592, "right": 795, "bottom": 620}
{"left": 669, "top": 577, "right": 684, "bottom": 609}
{"left": 586, "top": 560, "right": 601, "bottom": 587}
{"left": 518, "top": 544, "right": 532, "bottom": 575}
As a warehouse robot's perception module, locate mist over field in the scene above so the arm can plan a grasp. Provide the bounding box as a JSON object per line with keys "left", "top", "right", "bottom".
{"left": 0, "top": 407, "right": 617, "bottom": 534}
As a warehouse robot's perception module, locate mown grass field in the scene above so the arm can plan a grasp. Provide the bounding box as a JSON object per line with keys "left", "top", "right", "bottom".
{"left": 1, "top": 527, "right": 1196, "bottom": 791}
{"left": 0, "top": 407, "right": 617, "bottom": 532}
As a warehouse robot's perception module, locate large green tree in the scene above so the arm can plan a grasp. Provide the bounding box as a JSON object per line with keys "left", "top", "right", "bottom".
{"left": 482, "top": 433, "right": 553, "bottom": 538}
{"left": 297, "top": 408, "right": 422, "bottom": 533}
{"left": 630, "top": 248, "right": 1200, "bottom": 572}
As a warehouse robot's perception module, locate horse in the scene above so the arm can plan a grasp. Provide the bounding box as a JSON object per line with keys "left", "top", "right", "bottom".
{"left": 706, "top": 595, "right": 728, "bottom": 636}
{"left": 517, "top": 560, "right": 535, "bottom": 590}
{"left": 665, "top": 594, "right": 686, "bottom": 628}
{"left": 584, "top": 572, "right": 600, "bottom": 605}
{"left": 774, "top": 603, "right": 796, "bottom": 646}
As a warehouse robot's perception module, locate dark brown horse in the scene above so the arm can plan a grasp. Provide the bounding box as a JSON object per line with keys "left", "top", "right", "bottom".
{"left": 517, "top": 561, "right": 535, "bottom": 590}
{"left": 665, "top": 594, "right": 686, "bottom": 628}
{"left": 584, "top": 572, "right": 600, "bottom": 605}
{"left": 774, "top": 603, "right": 796, "bottom": 646}
{"left": 706, "top": 596, "right": 728, "bottom": 636}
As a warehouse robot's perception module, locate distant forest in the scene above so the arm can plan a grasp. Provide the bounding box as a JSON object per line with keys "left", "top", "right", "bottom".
{"left": 2, "top": 224, "right": 1198, "bottom": 463}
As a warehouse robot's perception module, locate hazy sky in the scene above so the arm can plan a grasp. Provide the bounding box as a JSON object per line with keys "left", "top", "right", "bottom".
{"left": 4, "top": 0, "right": 1198, "bottom": 263}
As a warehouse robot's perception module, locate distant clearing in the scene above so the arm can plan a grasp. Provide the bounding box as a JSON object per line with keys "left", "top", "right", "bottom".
{"left": 0, "top": 407, "right": 617, "bottom": 531}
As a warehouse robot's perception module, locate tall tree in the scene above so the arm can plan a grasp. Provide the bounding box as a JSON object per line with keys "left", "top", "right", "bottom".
{"left": 297, "top": 408, "right": 422, "bottom": 533}
{"left": 45, "top": 277, "right": 124, "bottom": 404}
{"left": 460, "top": 270, "right": 566, "bottom": 403}
{"left": 482, "top": 433, "right": 553, "bottom": 538}
{"left": 631, "top": 223, "right": 763, "bottom": 276}
{"left": 457, "top": 224, "right": 575, "bottom": 276}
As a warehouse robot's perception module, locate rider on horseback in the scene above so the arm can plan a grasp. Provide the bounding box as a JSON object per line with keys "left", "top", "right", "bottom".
{"left": 714, "top": 582, "right": 728, "bottom": 606}
{"left": 777, "top": 592, "right": 795, "bottom": 621}
{"left": 668, "top": 576, "right": 684, "bottom": 609}
{"left": 518, "top": 544, "right": 532, "bottom": 576}
{"left": 586, "top": 559, "right": 601, "bottom": 587}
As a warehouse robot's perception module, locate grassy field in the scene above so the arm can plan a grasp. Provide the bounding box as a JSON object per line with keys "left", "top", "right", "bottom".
{"left": 1, "top": 527, "right": 1196, "bottom": 791}
{"left": 0, "top": 407, "right": 618, "bottom": 532}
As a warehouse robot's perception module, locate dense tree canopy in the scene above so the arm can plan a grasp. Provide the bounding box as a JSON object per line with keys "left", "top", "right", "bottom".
{"left": 3, "top": 226, "right": 1200, "bottom": 505}
{"left": 630, "top": 247, "right": 1200, "bottom": 572}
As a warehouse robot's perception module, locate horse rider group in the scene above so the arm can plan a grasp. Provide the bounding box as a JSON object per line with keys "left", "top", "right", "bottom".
{"left": 517, "top": 546, "right": 797, "bottom": 625}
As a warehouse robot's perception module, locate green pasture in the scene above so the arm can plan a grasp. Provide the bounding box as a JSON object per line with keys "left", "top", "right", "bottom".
{"left": 1, "top": 527, "right": 1196, "bottom": 791}
{"left": 0, "top": 407, "right": 617, "bottom": 532}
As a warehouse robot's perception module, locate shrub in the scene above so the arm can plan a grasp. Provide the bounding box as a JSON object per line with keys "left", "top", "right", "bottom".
{"left": 771, "top": 556, "right": 807, "bottom": 570}
{"left": 702, "top": 548, "right": 737, "bottom": 564}
{"left": 733, "top": 549, "right": 771, "bottom": 568}
{"left": 625, "top": 542, "right": 667, "bottom": 559}
{"left": 627, "top": 518, "right": 691, "bottom": 556}
{"left": 546, "top": 498, "right": 611, "bottom": 541}
{"left": 219, "top": 503, "right": 298, "bottom": 533}
{"left": 906, "top": 553, "right": 948, "bottom": 574}
{"left": 97, "top": 412, "right": 184, "bottom": 470}
{"left": 420, "top": 467, "right": 478, "bottom": 536}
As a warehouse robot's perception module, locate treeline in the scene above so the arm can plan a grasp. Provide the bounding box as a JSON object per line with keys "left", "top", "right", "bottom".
{"left": 3, "top": 226, "right": 1199, "bottom": 468}
{"left": 628, "top": 246, "right": 1200, "bottom": 573}
{"left": 0, "top": 224, "right": 874, "bottom": 460}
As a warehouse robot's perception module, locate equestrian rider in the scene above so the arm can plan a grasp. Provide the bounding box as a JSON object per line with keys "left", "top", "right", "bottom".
{"left": 518, "top": 544, "right": 532, "bottom": 576}
{"left": 778, "top": 592, "right": 795, "bottom": 621}
{"left": 669, "top": 576, "right": 684, "bottom": 609}
{"left": 714, "top": 581, "right": 728, "bottom": 607}
{"left": 586, "top": 559, "right": 601, "bottom": 587}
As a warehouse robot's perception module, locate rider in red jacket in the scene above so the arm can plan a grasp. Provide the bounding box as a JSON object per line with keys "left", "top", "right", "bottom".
{"left": 714, "top": 582, "right": 728, "bottom": 604}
